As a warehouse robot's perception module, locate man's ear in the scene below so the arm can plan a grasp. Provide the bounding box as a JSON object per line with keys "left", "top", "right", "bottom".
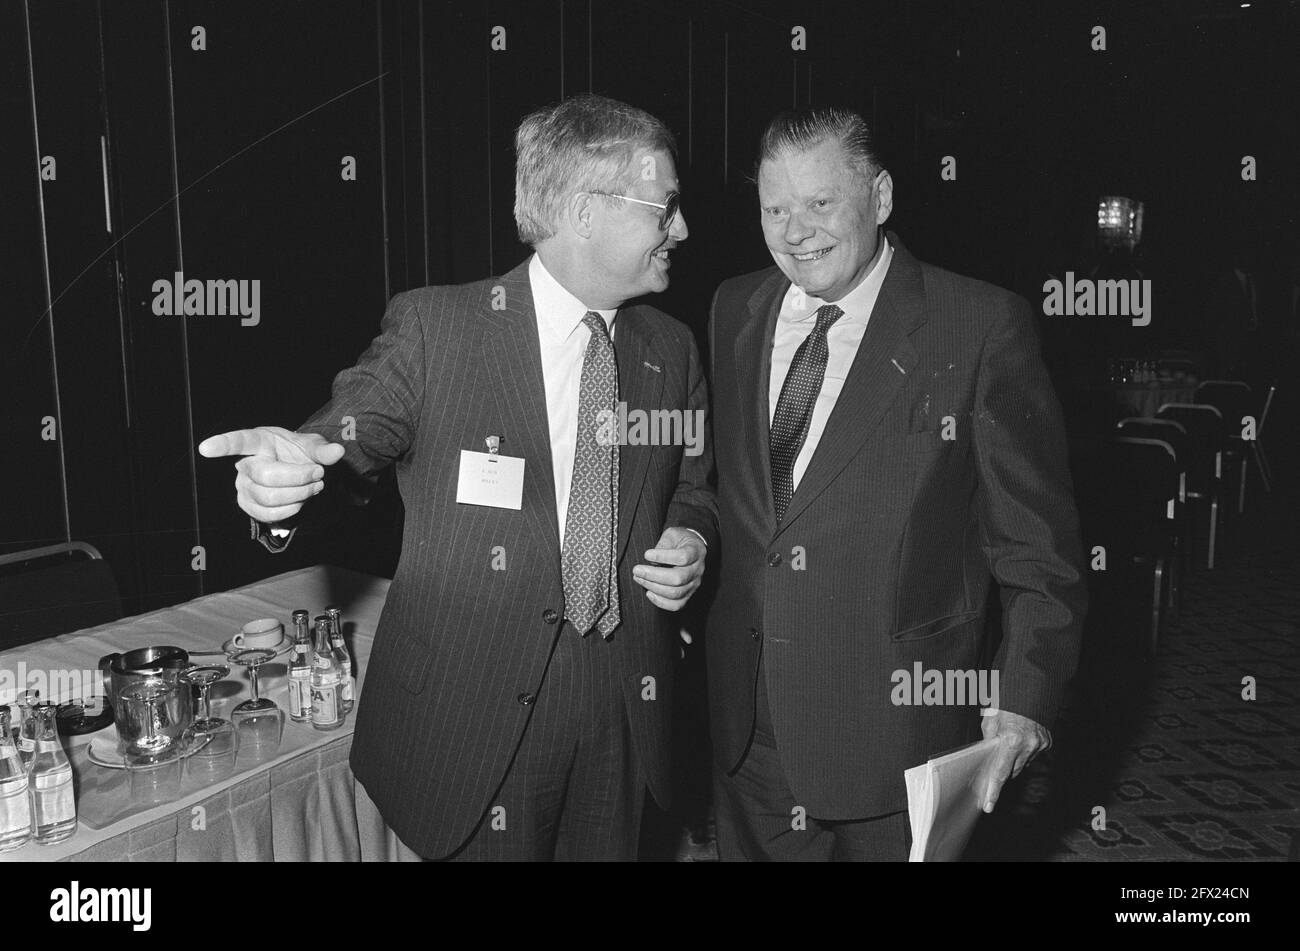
{"left": 874, "top": 170, "right": 894, "bottom": 225}
{"left": 564, "top": 192, "right": 596, "bottom": 239}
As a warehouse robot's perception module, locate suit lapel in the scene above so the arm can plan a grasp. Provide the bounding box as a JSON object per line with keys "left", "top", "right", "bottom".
{"left": 774, "top": 235, "right": 928, "bottom": 539}
{"left": 613, "top": 309, "right": 663, "bottom": 560}
{"left": 478, "top": 260, "right": 561, "bottom": 557}
{"left": 733, "top": 269, "right": 789, "bottom": 529}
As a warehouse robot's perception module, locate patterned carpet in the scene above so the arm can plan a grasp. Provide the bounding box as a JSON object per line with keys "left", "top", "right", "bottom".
{"left": 966, "top": 478, "right": 1300, "bottom": 861}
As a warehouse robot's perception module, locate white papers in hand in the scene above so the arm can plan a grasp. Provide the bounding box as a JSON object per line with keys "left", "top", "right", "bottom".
{"left": 904, "top": 737, "right": 1001, "bottom": 862}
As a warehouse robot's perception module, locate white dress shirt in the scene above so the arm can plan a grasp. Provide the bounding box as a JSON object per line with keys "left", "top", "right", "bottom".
{"left": 768, "top": 240, "right": 893, "bottom": 490}
{"left": 530, "top": 253, "right": 618, "bottom": 546}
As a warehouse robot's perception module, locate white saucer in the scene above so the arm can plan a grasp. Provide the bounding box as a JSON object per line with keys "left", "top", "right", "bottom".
{"left": 86, "top": 733, "right": 209, "bottom": 770}
{"left": 217, "top": 633, "right": 295, "bottom": 658}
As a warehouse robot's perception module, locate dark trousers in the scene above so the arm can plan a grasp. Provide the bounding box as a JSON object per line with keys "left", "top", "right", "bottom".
{"left": 714, "top": 662, "right": 911, "bottom": 862}
{"left": 446, "top": 624, "right": 645, "bottom": 861}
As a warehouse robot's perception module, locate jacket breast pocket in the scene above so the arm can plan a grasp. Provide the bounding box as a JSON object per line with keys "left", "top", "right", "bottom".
{"left": 891, "top": 610, "right": 980, "bottom": 642}
{"left": 907, "top": 429, "right": 951, "bottom": 454}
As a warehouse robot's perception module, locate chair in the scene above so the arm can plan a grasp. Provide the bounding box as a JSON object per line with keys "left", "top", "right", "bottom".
{"left": 1091, "top": 437, "right": 1182, "bottom": 652}
{"left": 1116, "top": 418, "right": 1190, "bottom": 615}
{"left": 0, "top": 542, "right": 123, "bottom": 652}
{"left": 1156, "top": 403, "right": 1226, "bottom": 568}
{"left": 1194, "top": 380, "right": 1257, "bottom": 513}
{"left": 1117, "top": 417, "right": 1190, "bottom": 501}
{"left": 1249, "top": 382, "right": 1276, "bottom": 493}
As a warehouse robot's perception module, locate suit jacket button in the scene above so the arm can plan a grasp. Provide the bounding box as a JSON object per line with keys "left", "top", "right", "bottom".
{"left": 767, "top": 552, "right": 782, "bottom": 567}
{"left": 750, "top": 628, "right": 761, "bottom": 641}
{"left": 517, "top": 692, "right": 536, "bottom": 706}
{"left": 542, "top": 609, "right": 559, "bottom": 624}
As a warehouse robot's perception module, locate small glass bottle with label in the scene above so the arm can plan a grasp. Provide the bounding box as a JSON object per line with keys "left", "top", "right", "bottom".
{"left": 325, "top": 606, "right": 354, "bottom": 714}
{"left": 27, "top": 702, "right": 77, "bottom": 845}
{"left": 288, "top": 609, "right": 313, "bottom": 722}
{"left": 0, "top": 706, "right": 32, "bottom": 852}
{"left": 310, "top": 615, "right": 343, "bottom": 731}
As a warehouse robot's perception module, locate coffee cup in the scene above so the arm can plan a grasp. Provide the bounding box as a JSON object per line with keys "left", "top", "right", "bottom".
{"left": 233, "top": 618, "right": 283, "bottom": 650}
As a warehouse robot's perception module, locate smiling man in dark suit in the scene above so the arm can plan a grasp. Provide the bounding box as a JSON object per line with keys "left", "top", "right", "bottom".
{"left": 199, "top": 95, "right": 716, "bottom": 861}
{"left": 706, "top": 106, "right": 1087, "bottom": 861}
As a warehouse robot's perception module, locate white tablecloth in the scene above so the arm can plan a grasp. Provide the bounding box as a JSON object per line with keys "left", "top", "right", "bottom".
{"left": 1, "top": 565, "right": 421, "bottom": 861}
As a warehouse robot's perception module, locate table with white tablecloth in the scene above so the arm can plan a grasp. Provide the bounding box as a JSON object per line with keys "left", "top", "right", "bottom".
{"left": 0, "top": 565, "right": 421, "bottom": 862}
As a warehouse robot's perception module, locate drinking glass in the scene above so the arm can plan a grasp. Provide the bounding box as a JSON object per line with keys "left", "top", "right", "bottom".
{"left": 119, "top": 680, "right": 183, "bottom": 803}
{"left": 117, "top": 679, "right": 177, "bottom": 754}
{"left": 230, "top": 649, "right": 283, "bottom": 764}
{"left": 182, "top": 665, "right": 238, "bottom": 782}
{"left": 125, "top": 744, "right": 182, "bottom": 804}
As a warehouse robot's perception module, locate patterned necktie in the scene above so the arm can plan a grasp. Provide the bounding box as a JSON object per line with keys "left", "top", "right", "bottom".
{"left": 562, "top": 312, "right": 621, "bottom": 637}
{"left": 769, "top": 303, "right": 844, "bottom": 522}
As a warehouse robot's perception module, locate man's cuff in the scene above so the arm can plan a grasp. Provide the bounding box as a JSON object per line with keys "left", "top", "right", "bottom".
{"left": 683, "top": 528, "right": 708, "bottom": 549}
{"left": 250, "top": 516, "right": 296, "bottom": 554}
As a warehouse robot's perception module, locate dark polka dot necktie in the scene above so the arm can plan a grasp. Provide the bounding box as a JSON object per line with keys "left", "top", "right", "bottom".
{"left": 769, "top": 303, "right": 844, "bottom": 522}
{"left": 562, "top": 312, "right": 621, "bottom": 637}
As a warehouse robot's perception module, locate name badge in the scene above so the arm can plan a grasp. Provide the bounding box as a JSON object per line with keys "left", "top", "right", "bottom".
{"left": 456, "top": 451, "right": 524, "bottom": 509}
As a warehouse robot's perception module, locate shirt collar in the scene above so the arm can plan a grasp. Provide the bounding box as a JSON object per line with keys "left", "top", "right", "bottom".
{"left": 783, "top": 238, "right": 893, "bottom": 323}
{"left": 529, "top": 253, "right": 618, "bottom": 342}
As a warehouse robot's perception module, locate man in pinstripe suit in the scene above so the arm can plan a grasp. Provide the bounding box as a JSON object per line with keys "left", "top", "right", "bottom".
{"left": 199, "top": 96, "right": 716, "bottom": 861}
{"left": 705, "top": 107, "right": 1087, "bottom": 860}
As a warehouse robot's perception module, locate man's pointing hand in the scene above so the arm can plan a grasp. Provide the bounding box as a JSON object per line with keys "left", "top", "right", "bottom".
{"left": 198, "top": 426, "right": 345, "bottom": 523}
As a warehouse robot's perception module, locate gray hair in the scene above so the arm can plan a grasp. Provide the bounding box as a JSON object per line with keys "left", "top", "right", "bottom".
{"left": 754, "top": 106, "right": 883, "bottom": 187}
{"left": 514, "top": 94, "right": 677, "bottom": 245}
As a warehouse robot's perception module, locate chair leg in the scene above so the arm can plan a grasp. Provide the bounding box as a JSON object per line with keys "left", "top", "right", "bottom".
{"left": 1253, "top": 441, "right": 1272, "bottom": 493}
{"left": 1151, "top": 558, "right": 1164, "bottom": 655}
{"left": 1167, "top": 545, "right": 1180, "bottom": 621}
{"left": 1207, "top": 498, "right": 1218, "bottom": 569}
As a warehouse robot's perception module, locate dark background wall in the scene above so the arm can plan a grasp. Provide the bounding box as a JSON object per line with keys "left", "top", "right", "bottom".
{"left": 3, "top": 0, "right": 1297, "bottom": 618}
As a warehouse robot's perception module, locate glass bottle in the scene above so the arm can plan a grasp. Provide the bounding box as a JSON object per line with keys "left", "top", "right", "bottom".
{"left": 0, "top": 707, "right": 32, "bottom": 852}
{"left": 310, "top": 615, "right": 343, "bottom": 731}
{"left": 325, "top": 606, "right": 354, "bottom": 714}
{"left": 27, "top": 702, "right": 76, "bottom": 844}
{"left": 16, "top": 689, "right": 40, "bottom": 769}
{"left": 288, "top": 610, "right": 313, "bottom": 722}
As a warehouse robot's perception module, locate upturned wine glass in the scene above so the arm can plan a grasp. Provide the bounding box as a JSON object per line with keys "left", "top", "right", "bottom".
{"left": 181, "top": 664, "right": 238, "bottom": 781}
{"left": 230, "top": 649, "right": 283, "bottom": 764}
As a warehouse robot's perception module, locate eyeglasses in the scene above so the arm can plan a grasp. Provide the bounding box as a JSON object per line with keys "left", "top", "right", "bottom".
{"left": 590, "top": 190, "right": 681, "bottom": 231}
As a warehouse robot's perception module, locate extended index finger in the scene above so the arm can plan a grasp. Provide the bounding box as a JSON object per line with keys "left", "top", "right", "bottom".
{"left": 199, "top": 429, "right": 272, "bottom": 458}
